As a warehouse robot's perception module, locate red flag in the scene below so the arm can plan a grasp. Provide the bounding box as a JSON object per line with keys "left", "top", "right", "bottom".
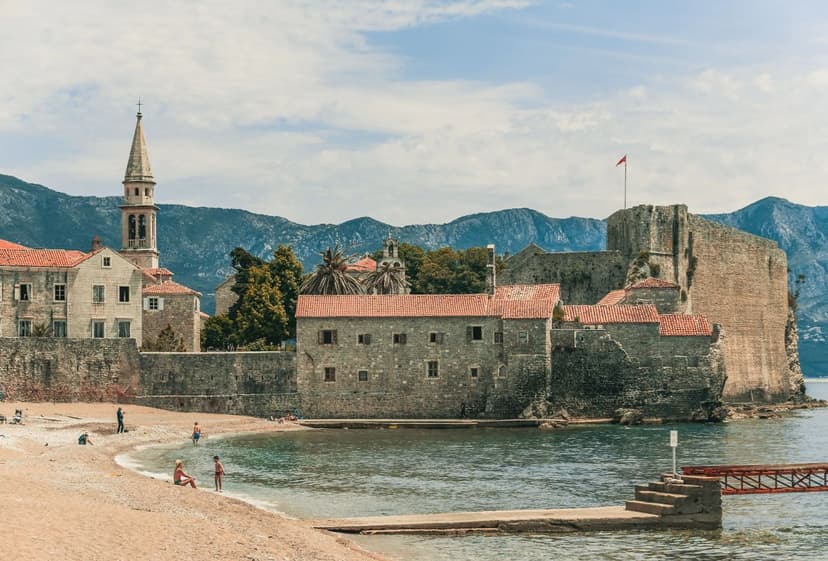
{"left": 616, "top": 155, "right": 627, "bottom": 166}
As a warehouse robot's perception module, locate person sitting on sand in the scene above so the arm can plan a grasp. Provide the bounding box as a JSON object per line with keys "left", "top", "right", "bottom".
{"left": 12, "top": 409, "right": 23, "bottom": 424}
{"left": 173, "top": 459, "right": 197, "bottom": 488}
{"left": 192, "top": 422, "right": 201, "bottom": 446}
{"left": 78, "top": 432, "right": 93, "bottom": 445}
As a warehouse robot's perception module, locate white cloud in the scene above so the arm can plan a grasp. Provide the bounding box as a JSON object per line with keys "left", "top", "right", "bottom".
{"left": 0, "top": 1, "right": 827, "bottom": 227}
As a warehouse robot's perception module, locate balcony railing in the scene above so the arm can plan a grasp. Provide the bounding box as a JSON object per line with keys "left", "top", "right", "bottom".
{"left": 127, "top": 239, "right": 150, "bottom": 249}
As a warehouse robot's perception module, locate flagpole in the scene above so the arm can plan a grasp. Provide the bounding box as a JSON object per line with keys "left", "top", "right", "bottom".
{"left": 624, "top": 158, "right": 627, "bottom": 209}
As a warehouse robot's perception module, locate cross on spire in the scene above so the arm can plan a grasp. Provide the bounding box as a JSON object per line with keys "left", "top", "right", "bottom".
{"left": 136, "top": 97, "right": 143, "bottom": 115}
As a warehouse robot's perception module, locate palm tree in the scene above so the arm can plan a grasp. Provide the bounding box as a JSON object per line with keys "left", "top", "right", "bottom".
{"left": 300, "top": 245, "right": 363, "bottom": 295}
{"left": 364, "top": 261, "right": 409, "bottom": 295}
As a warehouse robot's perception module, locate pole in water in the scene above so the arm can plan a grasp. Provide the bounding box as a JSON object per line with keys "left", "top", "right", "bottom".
{"left": 670, "top": 430, "right": 678, "bottom": 477}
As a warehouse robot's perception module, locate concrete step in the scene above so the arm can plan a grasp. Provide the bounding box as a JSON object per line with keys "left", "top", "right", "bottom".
{"left": 648, "top": 481, "right": 703, "bottom": 494}
{"left": 635, "top": 490, "right": 687, "bottom": 505}
{"left": 676, "top": 474, "right": 721, "bottom": 486}
{"left": 624, "top": 500, "right": 676, "bottom": 516}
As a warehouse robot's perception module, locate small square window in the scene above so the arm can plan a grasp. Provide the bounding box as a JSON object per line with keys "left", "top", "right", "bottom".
{"left": 518, "top": 331, "right": 529, "bottom": 345}
{"left": 19, "top": 284, "right": 31, "bottom": 301}
{"left": 54, "top": 284, "right": 66, "bottom": 302}
{"left": 470, "top": 367, "right": 479, "bottom": 378}
{"left": 324, "top": 367, "right": 336, "bottom": 382}
{"left": 119, "top": 286, "right": 130, "bottom": 303}
{"left": 427, "top": 360, "right": 439, "bottom": 378}
{"left": 319, "top": 330, "right": 337, "bottom": 345}
{"left": 102, "top": 256, "right": 111, "bottom": 268}
{"left": 357, "top": 333, "right": 371, "bottom": 345}
{"left": 429, "top": 332, "right": 444, "bottom": 344}
{"left": 118, "top": 321, "right": 131, "bottom": 338}
{"left": 53, "top": 320, "right": 67, "bottom": 338}
{"left": 148, "top": 297, "right": 159, "bottom": 310}
{"left": 393, "top": 333, "right": 407, "bottom": 344}
{"left": 468, "top": 326, "right": 483, "bottom": 341}
{"left": 92, "top": 321, "right": 105, "bottom": 338}
{"left": 494, "top": 332, "right": 503, "bottom": 344}
{"left": 358, "top": 370, "right": 369, "bottom": 382}
{"left": 93, "top": 285, "right": 105, "bottom": 304}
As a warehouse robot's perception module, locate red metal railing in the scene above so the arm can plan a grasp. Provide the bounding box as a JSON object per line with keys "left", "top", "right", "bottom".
{"left": 683, "top": 463, "right": 828, "bottom": 495}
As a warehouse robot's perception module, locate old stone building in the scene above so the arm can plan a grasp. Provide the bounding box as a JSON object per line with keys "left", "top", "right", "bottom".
{"left": 503, "top": 204, "right": 796, "bottom": 403}
{"left": 0, "top": 242, "right": 143, "bottom": 346}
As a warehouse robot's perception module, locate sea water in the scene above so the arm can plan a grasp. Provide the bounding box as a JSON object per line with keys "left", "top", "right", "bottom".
{"left": 128, "top": 381, "right": 828, "bottom": 561}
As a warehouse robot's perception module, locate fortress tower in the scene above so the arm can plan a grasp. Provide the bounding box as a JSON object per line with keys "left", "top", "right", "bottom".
{"left": 119, "top": 107, "right": 159, "bottom": 269}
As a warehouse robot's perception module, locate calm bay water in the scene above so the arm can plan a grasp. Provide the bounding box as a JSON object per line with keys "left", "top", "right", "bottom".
{"left": 128, "top": 381, "right": 828, "bottom": 561}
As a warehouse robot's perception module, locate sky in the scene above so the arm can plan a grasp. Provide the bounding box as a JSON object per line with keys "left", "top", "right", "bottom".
{"left": 2, "top": 0, "right": 828, "bottom": 225}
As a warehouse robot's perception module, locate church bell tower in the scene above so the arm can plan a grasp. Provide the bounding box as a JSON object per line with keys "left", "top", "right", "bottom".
{"left": 119, "top": 103, "right": 159, "bottom": 269}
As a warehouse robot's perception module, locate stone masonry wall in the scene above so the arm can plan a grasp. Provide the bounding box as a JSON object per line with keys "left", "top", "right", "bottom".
{"left": 501, "top": 249, "right": 627, "bottom": 305}
{"left": 296, "top": 316, "right": 548, "bottom": 418}
{"left": 143, "top": 293, "right": 200, "bottom": 352}
{"left": 137, "top": 351, "right": 298, "bottom": 416}
{"left": 0, "top": 337, "right": 141, "bottom": 401}
{"left": 549, "top": 324, "right": 725, "bottom": 419}
{"left": 625, "top": 287, "right": 683, "bottom": 314}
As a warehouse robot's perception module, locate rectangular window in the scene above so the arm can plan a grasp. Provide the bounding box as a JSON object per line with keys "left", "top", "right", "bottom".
{"left": 427, "top": 360, "right": 439, "bottom": 378}
{"left": 53, "top": 320, "right": 67, "bottom": 338}
{"left": 318, "top": 329, "right": 337, "bottom": 345}
{"left": 494, "top": 331, "right": 503, "bottom": 344}
{"left": 393, "top": 333, "right": 407, "bottom": 344}
{"left": 119, "top": 286, "right": 130, "bottom": 303}
{"left": 19, "top": 283, "right": 32, "bottom": 301}
{"left": 92, "top": 320, "right": 105, "bottom": 338}
{"left": 470, "top": 367, "right": 479, "bottom": 378}
{"left": 18, "top": 320, "right": 32, "bottom": 337}
{"left": 148, "top": 297, "right": 159, "bottom": 310}
{"left": 467, "top": 325, "right": 483, "bottom": 341}
{"left": 429, "top": 332, "right": 444, "bottom": 344}
{"left": 102, "top": 256, "right": 111, "bottom": 268}
{"left": 357, "top": 333, "right": 372, "bottom": 345}
{"left": 118, "top": 321, "right": 131, "bottom": 338}
{"left": 358, "top": 370, "right": 369, "bottom": 382}
{"left": 92, "top": 285, "right": 105, "bottom": 303}
{"left": 54, "top": 284, "right": 66, "bottom": 302}
{"left": 324, "top": 367, "right": 336, "bottom": 382}
{"left": 518, "top": 331, "right": 529, "bottom": 345}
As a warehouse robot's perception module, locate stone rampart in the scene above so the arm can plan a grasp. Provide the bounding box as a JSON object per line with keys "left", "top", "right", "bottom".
{"left": 0, "top": 337, "right": 141, "bottom": 401}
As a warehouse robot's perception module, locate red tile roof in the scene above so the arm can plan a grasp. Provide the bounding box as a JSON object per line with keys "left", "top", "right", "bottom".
{"left": 0, "top": 248, "right": 89, "bottom": 267}
{"left": 297, "top": 284, "right": 560, "bottom": 319}
{"left": 629, "top": 278, "right": 680, "bottom": 289}
{"left": 346, "top": 256, "right": 377, "bottom": 273}
{"left": 659, "top": 314, "right": 713, "bottom": 337}
{"left": 144, "top": 267, "right": 174, "bottom": 277}
{"left": 597, "top": 289, "right": 626, "bottom": 306}
{"left": 563, "top": 304, "right": 660, "bottom": 324}
{"left": 0, "top": 239, "right": 28, "bottom": 250}
{"left": 143, "top": 280, "right": 201, "bottom": 296}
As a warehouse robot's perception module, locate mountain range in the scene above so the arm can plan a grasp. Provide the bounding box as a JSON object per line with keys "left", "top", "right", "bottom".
{"left": 1, "top": 173, "right": 825, "bottom": 375}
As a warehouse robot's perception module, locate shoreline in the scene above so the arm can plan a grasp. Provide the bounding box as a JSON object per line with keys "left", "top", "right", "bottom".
{"left": 0, "top": 401, "right": 392, "bottom": 561}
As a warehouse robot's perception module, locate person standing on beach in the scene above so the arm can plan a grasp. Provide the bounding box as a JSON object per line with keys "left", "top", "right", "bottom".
{"left": 213, "top": 455, "right": 225, "bottom": 492}
{"left": 192, "top": 422, "right": 201, "bottom": 446}
{"left": 116, "top": 407, "right": 125, "bottom": 434}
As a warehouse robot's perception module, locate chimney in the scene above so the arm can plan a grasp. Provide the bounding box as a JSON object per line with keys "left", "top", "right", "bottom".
{"left": 486, "top": 244, "right": 496, "bottom": 295}
{"left": 90, "top": 236, "right": 103, "bottom": 251}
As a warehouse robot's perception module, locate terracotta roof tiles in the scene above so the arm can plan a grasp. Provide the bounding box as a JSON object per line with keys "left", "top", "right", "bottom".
{"left": 346, "top": 257, "right": 377, "bottom": 273}
{"left": 659, "top": 314, "right": 713, "bottom": 337}
{"left": 0, "top": 248, "right": 89, "bottom": 267}
{"left": 143, "top": 280, "right": 201, "bottom": 296}
{"left": 563, "top": 304, "right": 660, "bottom": 324}
{"left": 596, "top": 289, "right": 627, "bottom": 306}
{"left": 629, "top": 278, "right": 680, "bottom": 289}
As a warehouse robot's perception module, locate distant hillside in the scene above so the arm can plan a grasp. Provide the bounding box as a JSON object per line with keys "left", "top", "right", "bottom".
{"left": 1, "top": 174, "right": 825, "bottom": 375}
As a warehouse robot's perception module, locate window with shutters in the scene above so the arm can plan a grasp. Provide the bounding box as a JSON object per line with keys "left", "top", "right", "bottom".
{"left": 18, "top": 283, "right": 32, "bottom": 301}
{"left": 102, "top": 256, "right": 111, "bottom": 268}
{"left": 318, "top": 330, "right": 337, "bottom": 345}
{"left": 324, "top": 367, "right": 336, "bottom": 382}
{"left": 358, "top": 370, "right": 369, "bottom": 382}
{"left": 148, "top": 297, "right": 160, "bottom": 310}
{"left": 92, "top": 320, "right": 105, "bottom": 338}
{"left": 429, "top": 332, "right": 444, "bottom": 344}
{"left": 92, "top": 285, "right": 105, "bottom": 304}
{"left": 494, "top": 331, "right": 503, "bottom": 344}
{"left": 467, "top": 325, "right": 483, "bottom": 341}
{"left": 357, "top": 333, "right": 371, "bottom": 345}
{"left": 118, "top": 321, "right": 131, "bottom": 338}
{"left": 426, "top": 360, "right": 439, "bottom": 378}
{"left": 518, "top": 331, "right": 529, "bottom": 346}
{"left": 393, "top": 333, "right": 407, "bottom": 344}
{"left": 53, "top": 320, "right": 67, "bottom": 338}
{"left": 18, "top": 320, "right": 32, "bottom": 337}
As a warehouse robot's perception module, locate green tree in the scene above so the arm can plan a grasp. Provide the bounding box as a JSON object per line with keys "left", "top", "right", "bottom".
{"left": 145, "top": 324, "right": 186, "bottom": 352}
{"left": 300, "top": 245, "right": 363, "bottom": 295}
{"left": 202, "top": 314, "right": 237, "bottom": 350}
{"left": 233, "top": 264, "right": 289, "bottom": 345}
{"left": 269, "top": 244, "right": 304, "bottom": 337}
{"left": 365, "top": 261, "right": 410, "bottom": 294}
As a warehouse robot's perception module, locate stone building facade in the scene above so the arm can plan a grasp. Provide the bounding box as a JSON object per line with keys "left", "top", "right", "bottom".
{"left": 503, "top": 204, "right": 797, "bottom": 403}
{"left": 0, "top": 244, "right": 143, "bottom": 346}
{"left": 142, "top": 280, "right": 202, "bottom": 352}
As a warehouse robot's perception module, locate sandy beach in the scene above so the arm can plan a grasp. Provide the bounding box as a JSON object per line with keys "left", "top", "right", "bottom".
{"left": 0, "top": 402, "right": 390, "bottom": 561}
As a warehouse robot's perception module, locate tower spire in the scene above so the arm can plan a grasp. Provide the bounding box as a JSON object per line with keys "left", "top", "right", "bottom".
{"left": 124, "top": 105, "right": 153, "bottom": 183}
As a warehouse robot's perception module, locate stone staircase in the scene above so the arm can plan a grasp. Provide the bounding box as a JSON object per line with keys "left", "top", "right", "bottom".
{"left": 625, "top": 473, "right": 722, "bottom": 528}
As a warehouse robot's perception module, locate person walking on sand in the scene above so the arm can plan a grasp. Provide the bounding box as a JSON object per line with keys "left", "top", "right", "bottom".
{"left": 173, "top": 459, "right": 197, "bottom": 488}
{"left": 213, "top": 455, "right": 225, "bottom": 492}
{"left": 116, "top": 407, "right": 125, "bottom": 434}
{"left": 192, "top": 422, "right": 201, "bottom": 446}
